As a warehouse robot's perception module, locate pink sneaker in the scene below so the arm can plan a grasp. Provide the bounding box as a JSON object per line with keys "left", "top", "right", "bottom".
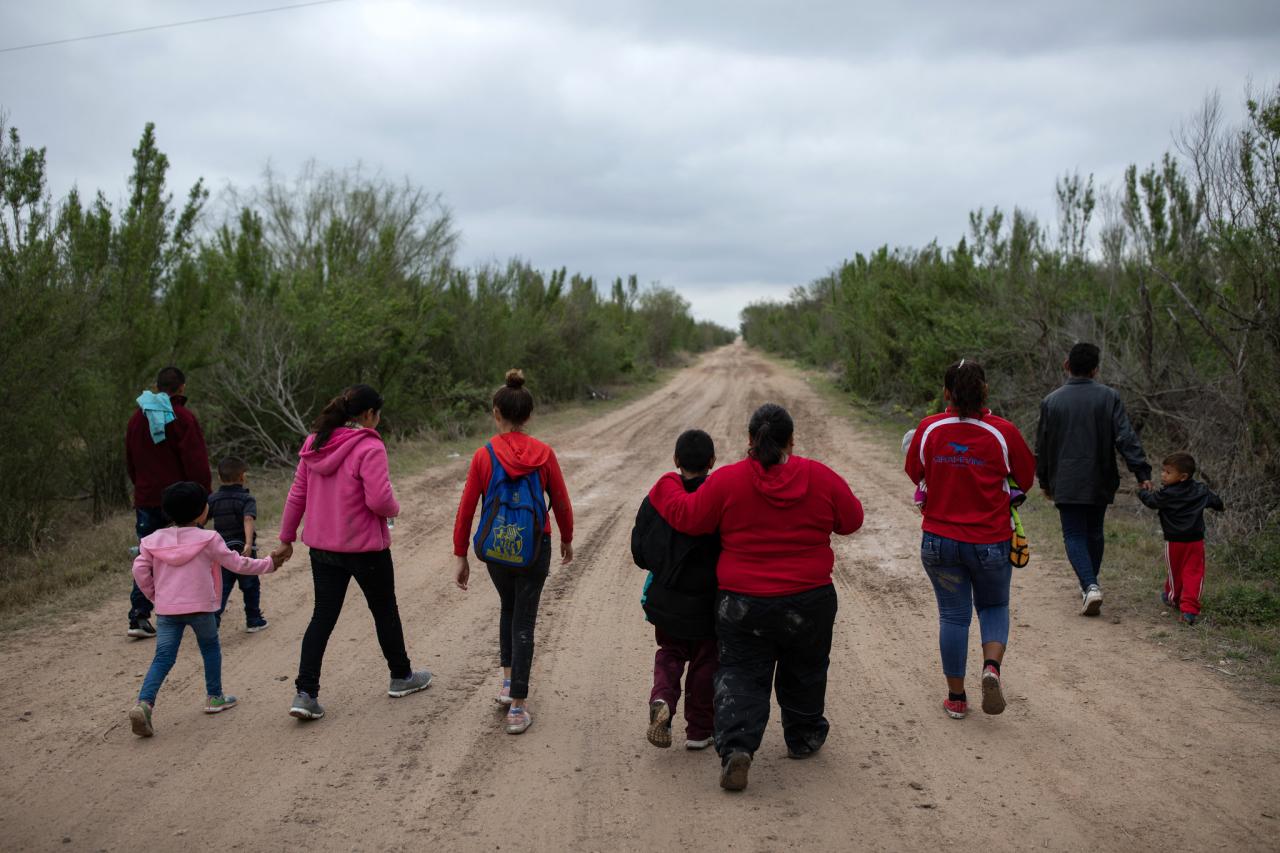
{"left": 505, "top": 705, "right": 532, "bottom": 734}
{"left": 496, "top": 677, "right": 512, "bottom": 705}
{"left": 943, "top": 697, "right": 967, "bottom": 719}
{"left": 981, "top": 665, "right": 1006, "bottom": 715}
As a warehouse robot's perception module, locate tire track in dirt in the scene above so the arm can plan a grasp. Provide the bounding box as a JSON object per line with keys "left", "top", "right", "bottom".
{"left": 0, "top": 342, "right": 1277, "bottom": 852}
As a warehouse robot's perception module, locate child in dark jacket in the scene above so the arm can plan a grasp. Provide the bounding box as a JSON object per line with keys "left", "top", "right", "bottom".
{"left": 209, "top": 456, "right": 268, "bottom": 632}
{"left": 631, "top": 429, "right": 721, "bottom": 751}
{"left": 1138, "top": 451, "right": 1225, "bottom": 625}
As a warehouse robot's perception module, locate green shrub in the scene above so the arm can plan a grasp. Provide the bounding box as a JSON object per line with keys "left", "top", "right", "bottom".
{"left": 1204, "top": 583, "right": 1280, "bottom": 626}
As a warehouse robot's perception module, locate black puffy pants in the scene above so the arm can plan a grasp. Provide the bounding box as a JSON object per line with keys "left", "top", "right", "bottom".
{"left": 713, "top": 584, "right": 838, "bottom": 761}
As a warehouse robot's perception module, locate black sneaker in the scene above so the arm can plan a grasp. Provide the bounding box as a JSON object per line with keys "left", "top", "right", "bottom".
{"left": 127, "top": 618, "right": 157, "bottom": 639}
{"left": 720, "top": 751, "right": 752, "bottom": 791}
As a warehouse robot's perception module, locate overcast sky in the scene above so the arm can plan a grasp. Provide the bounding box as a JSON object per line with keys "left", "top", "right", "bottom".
{"left": 3, "top": 1, "right": 1278, "bottom": 326}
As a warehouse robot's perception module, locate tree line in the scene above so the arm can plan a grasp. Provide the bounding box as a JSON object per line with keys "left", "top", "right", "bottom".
{"left": 742, "top": 84, "right": 1280, "bottom": 542}
{"left": 0, "top": 121, "right": 734, "bottom": 551}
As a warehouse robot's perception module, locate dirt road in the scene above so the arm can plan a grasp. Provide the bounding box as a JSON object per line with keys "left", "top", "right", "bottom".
{"left": 2, "top": 342, "right": 1277, "bottom": 852}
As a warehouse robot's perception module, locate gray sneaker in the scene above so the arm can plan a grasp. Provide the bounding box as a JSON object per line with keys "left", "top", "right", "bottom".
{"left": 388, "top": 669, "right": 433, "bottom": 698}
{"left": 289, "top": 691, "right": 325, "bottom": 721}
{"left": 1081, "top": 584, "right": 1103, "bottom": 616}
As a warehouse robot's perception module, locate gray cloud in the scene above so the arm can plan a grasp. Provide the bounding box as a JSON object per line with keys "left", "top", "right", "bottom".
{"left": 3, "top": 1, "right": 1278, "bottom": 326}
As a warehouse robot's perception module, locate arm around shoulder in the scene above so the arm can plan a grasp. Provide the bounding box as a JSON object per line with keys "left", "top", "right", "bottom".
{"left": 648, "top": 470, "right": 722, "bottom": 536}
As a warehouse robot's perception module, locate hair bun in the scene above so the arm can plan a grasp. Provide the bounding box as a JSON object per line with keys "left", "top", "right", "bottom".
{"left": 505, "top": 368, "right": 526, "bottom": 389}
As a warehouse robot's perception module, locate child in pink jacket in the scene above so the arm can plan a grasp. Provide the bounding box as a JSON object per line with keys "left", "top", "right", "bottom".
{"left": 129, "top": 482, "right": 283, "bottom": 738}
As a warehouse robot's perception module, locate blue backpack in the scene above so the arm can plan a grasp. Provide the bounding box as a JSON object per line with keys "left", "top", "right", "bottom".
{"left": 472, "top": 444, "right": 547, "bottom": 568}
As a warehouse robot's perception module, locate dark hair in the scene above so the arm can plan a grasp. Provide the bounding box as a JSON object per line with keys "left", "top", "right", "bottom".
{"left": 748, "top": 403, "right": 794, "bottom": 469}
{"left": 1164, "top": 451, "right": 1197, "bottom": 477}
{"left": 1067, "top": 342, "right": 1101, "bottom": 376}
{"left": 156, "top": 366, "right": 186, "bottom": 394}
{"left": 493, "top": 369, "right": 534, "bottom": 425}
{"left": 161, "top": 481, "right": 207, "bottom": 525}
{"left": 218, "top": 456, "right": 248, "bottom": 483}
{"left": 944, "top": 359, "right": 988, "bottom": 418}
{"left": 312, "top": 384, "right": 384, "bottom": 450}
{"left": 674, "top": 429, "right": 716, "bottom": 473}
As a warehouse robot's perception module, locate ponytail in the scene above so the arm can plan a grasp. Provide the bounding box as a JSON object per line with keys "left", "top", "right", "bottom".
{"left": 492, "top": 368, "right": 535, "bottom": 425}
{"left": 944, "top": 359, "right": 987, "bottom": 418}
{"left": 748, "top": 403, "right": 794, "bottom": 468}
{"left": 312, "top": 384, "right": 384, "bottom": 450}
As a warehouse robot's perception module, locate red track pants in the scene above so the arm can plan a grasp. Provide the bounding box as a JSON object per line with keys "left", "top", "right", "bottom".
{"left": 1164, "top": 540, "right": 1206, "bottom": 616}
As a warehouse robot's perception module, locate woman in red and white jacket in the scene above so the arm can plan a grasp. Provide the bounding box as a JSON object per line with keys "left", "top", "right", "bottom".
{"left": 905, "top": 360, "right": 1035, "bottom": 722}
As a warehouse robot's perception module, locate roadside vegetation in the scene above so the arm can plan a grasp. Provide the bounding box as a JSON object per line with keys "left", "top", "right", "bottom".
{"left": 0, "top": 117, "right": 732, "bottom": 620}
{"left": 742, "top": 83, "right": 1280, "bottom": 682}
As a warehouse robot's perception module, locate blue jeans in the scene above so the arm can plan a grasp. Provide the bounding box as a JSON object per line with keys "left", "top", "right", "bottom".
{"left": 217, "top": 567, "right": 263, "bottom": 624}
{"left": 920, "top": 533, "right": 1012, "bottom": 679}
{"left": 138, "top": 613, "right": 222, "bottom": 704}
{"left": 130, "top": 507, "right": 168, "bottom": 621}
{"left": 1057, "top": 504, "right": 1107, "bottom": 590}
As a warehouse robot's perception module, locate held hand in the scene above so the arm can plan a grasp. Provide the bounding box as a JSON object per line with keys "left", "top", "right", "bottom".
{"left": 1041, "top": 487, "right": 1054, "bottom": 502}
{"left": 561, "top": 540, "right": 574, "bottom": 565}
{"left": 1139, "top": 480, "right": 1154, "bottom": 492}
{"left": 454, "top": 554, "right": 470, "bottom": 591}
{"left": 272, "top": 542, "right": 294, "bottom": 564}
{"left": 269, "top": 551, "right": 287, "bottom": 570}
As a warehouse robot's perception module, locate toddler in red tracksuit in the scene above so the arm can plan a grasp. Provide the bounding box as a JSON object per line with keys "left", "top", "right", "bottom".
{"left": 1138, "top": 451, "right": 1225, "bottom": 626}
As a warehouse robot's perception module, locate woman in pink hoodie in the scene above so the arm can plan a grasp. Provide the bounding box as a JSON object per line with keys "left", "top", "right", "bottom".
{"left": 129, "top": 482, "right": 281, "bottom": 738}
{"left": 276, "top": 384, "right": 432, "bottom": 722}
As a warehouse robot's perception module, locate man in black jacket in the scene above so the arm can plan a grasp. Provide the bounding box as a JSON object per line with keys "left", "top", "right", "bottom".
{"left": 632, "top": 430, "right": 721, "bottom": 751}
{"left": 1036, "top": 343, "right": 1153, "bottom": 616}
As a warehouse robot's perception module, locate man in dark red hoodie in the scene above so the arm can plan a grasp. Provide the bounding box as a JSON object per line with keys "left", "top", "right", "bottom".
{"left": 124, "top": 366, "right": 211, "bottom": 638}
{"left": 648, "top": 403, "right": 863, "bottom": 792}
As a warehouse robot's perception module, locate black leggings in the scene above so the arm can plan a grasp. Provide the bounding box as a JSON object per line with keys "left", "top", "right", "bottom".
{"left": 486, "top": 535, "right": 551, "bottom": 700}
{"left": 295, "top": 548, "right": 412, "bottom": 697}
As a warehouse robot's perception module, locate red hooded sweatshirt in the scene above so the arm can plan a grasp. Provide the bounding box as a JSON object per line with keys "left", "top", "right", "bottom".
{"left": 647, "top": 455, "right": 864, "bottom": 597}
{"left": 125, "top": 395, "right": 211, "bottom": 508}
{"left": 452, "top": 432, "right": 574, "bottom": 557}
{"left": 904, "top": 407, "right": 1036, "bottom": 544}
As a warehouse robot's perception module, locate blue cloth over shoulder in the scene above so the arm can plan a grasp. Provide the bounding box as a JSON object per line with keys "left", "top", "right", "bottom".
{"left": 136, "top": 390, "right": 175, "bottom": 444}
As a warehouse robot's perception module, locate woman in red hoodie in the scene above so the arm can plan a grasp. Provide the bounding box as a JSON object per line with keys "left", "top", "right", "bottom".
{"left": 453, "top": 370, "right": 574, "bottom": 735}
{"left": 904, "top": 360, "right": 1035, "bottom": 722}
{"left": 275, "top": 384, "right": 433, "bottom": 722}
{"left": 647, "top": 403, "right": 863, "bottom": 792}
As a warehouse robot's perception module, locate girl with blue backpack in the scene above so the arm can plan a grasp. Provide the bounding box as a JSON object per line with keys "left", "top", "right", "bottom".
{"left": 452, "top": 369, "right": 575, "bottom": 734}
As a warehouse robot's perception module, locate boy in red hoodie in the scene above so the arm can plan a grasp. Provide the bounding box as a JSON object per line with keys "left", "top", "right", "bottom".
{"left": 129, "top": 482, "right": 282, "bottom": 737}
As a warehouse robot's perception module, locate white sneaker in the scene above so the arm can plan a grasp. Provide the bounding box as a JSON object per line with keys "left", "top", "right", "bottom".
{"left": 1081, "top": 584, "right": 1103, "bottom": 616}
{"left": 685, "top": 736, "right": 714, "bottom": 750}
{"left": 505, "top": 706, "right": 532, "bottom": 734}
